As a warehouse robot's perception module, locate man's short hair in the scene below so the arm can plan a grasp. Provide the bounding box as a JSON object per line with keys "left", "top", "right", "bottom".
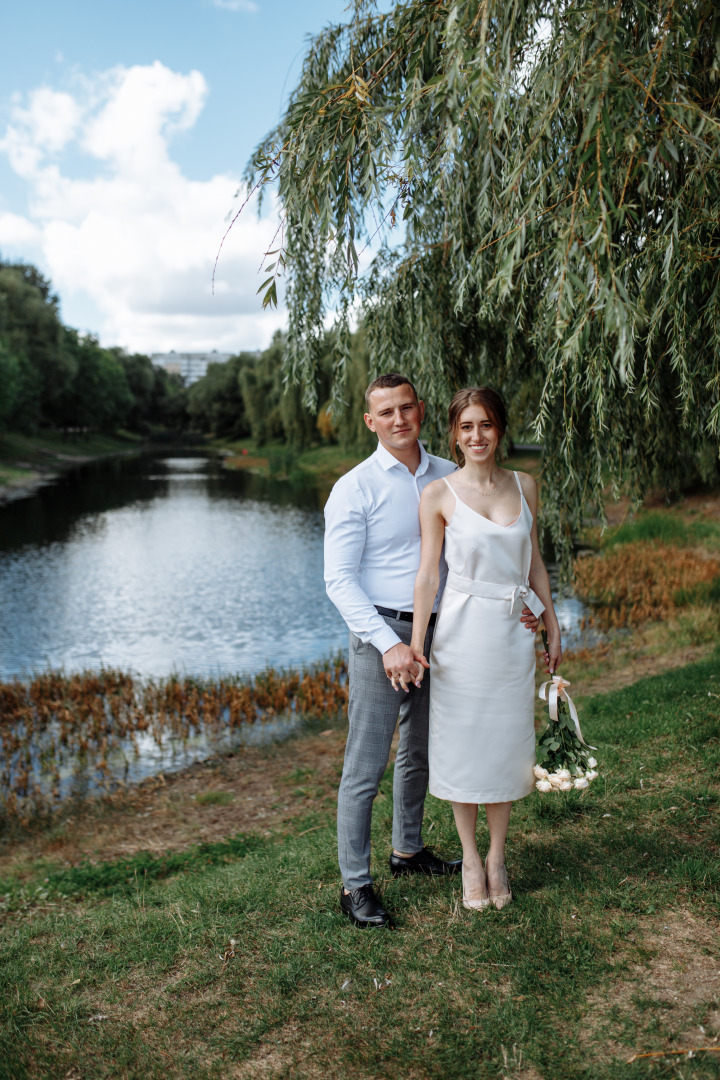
{"left": 364, "top": 373, "right": 418, "bottom": 409}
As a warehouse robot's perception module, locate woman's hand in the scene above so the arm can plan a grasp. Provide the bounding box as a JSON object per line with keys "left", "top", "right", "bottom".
{"left": 543, "top": 634, "right": 563, "bottom": 675}
{"left": 383, "top": 642, "right": 421, "bottom": 692}
{"left": 410, "top": 648, "right": 430, "bottom": 688}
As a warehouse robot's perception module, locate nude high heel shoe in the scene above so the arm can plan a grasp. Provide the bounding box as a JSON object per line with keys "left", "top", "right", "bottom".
{"left": 461, "top": 864, "right": 491, "bottom": 911}
{"left": 486, "top": 858, "right": 512, "bottom": 910}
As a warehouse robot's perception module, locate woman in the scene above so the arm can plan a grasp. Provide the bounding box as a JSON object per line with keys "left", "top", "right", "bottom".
{"left": 410, "top": 387, "right": 562, "bottom": 910}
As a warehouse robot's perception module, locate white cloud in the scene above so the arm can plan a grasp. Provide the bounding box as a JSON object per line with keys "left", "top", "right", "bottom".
{"left": 0, "top": 211, "right": 42, "bottom": 249}
{"left": 2, "top": 87, "right": 83, "bottom": 175}
{"left": 212, "top": 0, "right": 259, "bottom": 12}
{"left": 0, "top": 62, "right": 283, "bottom": 354}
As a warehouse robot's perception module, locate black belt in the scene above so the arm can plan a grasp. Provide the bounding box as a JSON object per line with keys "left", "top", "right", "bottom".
{"left": 375, "top": 606, "right": 437, "bottom": 626}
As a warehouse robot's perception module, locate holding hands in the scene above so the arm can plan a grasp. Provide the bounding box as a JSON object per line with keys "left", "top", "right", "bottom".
{"left": 383, "top": 642, "right": 428, "bottom": 692}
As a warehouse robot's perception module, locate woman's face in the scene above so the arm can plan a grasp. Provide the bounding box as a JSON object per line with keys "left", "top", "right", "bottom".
{"left": 456, "top": 403, "right": 499, "bottom": 464}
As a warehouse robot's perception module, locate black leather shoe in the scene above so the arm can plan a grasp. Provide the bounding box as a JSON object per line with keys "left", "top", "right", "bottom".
{"left": 389, "top": 847, "right": 462, "bottom": 878}
{"left": 340, "top": 885, "right": 394, "bottom": 928}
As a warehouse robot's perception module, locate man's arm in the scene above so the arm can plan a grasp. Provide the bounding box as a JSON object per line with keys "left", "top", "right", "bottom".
{"left": 324, "top": 481, "right": 403, "bottom": 657}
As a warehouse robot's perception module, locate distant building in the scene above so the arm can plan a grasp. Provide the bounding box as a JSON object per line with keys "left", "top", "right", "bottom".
{"left": 151, "top": 350, "right": 235, "bottom": 386}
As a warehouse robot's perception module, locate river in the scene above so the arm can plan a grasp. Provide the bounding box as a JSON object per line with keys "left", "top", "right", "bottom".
{"left": 0, "top": 452, "right": 348, "bottom": 680}
{"left": 0, "top": 450, "right": 589, "bottom": 683}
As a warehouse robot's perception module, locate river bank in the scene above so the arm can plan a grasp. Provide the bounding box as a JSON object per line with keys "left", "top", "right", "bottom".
{"left": 0, "top": 430, "right": 148, "bottom": 505}
{"left": 214, "top": 436, "right": 546, "bottom": 498}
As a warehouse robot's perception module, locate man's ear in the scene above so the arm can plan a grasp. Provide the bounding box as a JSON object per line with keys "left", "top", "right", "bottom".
{"left": 418, "top": 401, "right": 425, "bottom": 424}
{"left": 363, "top": 412, "right": 376, "bottom": 433}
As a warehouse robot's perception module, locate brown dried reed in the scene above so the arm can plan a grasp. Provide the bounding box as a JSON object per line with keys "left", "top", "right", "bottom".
{"left": 574, "top": 541, "right": 720, "bottom": 629}
{"left": 0, "top": 660, "right": 348, "bottom": 825}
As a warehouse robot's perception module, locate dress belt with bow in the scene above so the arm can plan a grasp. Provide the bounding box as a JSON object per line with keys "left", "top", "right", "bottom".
{"left": 446, "top": 571, "right": 545, "bottom": 619}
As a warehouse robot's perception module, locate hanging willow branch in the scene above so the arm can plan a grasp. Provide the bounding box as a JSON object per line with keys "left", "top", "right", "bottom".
{"left": 240, "top": 0, "right": 720, "bottom": 561}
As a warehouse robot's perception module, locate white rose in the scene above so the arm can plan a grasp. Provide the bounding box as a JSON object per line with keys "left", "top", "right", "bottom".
{"left": 574, "top": 777, "right": 589, "bottom": 789}
{"left": 586, "top": 770, "right": 598, "bottom": 781}
{"left": 559, "top": 780, "right": 573, "bottom": 790}
{"left": 557, "top": 768, "right": 572, "bottom": 780}
{"left": 548, "top": 773, "right": 563, "bottom": 787}
{"left": 587, "top": 757, "right": 597, "bottom": 768}
{"left": 535, "top": 779, "right": 552, "bottom": 792}
{"left": 533, "top": 765, "right": 549, "bottom": 779}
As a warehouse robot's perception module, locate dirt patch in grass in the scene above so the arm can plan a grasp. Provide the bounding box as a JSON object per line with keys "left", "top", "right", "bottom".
{"left": 224, "top": 454, "right": 271, "bottom": 472}
{"left": 561, "top": 620, "right": 717, "bottom": 702}
{"left": 602, "top": 487, "right": 720, "bottom": 529}
{"left": 583, "top": 908, "right": 720, "bottom": 1060}
{"left": 0, "top": 723, "right": 349, "bottom": 877}
{"left": 229, "top": 1023, "right": 328, "bottom": 1080}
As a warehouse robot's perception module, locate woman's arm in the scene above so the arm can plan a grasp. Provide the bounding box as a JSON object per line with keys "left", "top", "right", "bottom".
{"left": 410, "top": 482, "right": 448, "bottom": 681}
{"left": 519, "top": 472, "right": 563, "bottom": 673}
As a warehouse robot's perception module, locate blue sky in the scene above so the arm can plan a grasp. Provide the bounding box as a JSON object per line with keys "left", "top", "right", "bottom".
{"left": 0, "top": 0, "right": 352, "bottom": 354}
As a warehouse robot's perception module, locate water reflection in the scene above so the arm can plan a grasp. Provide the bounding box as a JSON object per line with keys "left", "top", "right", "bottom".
{"left": 0, "top": 452, "right": 347, "bottom": 679}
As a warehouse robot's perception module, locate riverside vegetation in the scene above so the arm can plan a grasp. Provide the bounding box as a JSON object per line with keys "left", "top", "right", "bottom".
{"left": 0, "top": 661, "right": 348, "bottom": 827}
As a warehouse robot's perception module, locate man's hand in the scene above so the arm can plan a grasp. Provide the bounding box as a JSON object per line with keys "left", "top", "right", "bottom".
{"left": 520, "top": 605, "right": 540, "bottom": 632}
{"left": 383, "top": 642, "right": 422, "bottom": 693}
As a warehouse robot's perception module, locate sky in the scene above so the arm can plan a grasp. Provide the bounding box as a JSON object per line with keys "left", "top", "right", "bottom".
{"left": 0, "top": 0, "right": 353, "bottom": 356}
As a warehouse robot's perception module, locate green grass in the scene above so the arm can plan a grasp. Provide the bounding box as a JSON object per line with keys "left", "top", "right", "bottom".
{"left": 1, "top": 655, "right": 719, "bottom": 1079}
{"left": 0, "top": 431, "right": 143, "bottom": 492}
{"left": 0, "top": 430, "right": 141, "bottom": 460}
{"left": 0, "top": 462, "right": 34, "bottom": 486}
{"left": 194, "top": 791, "right": 235, "bottom": 807}
{"left": 600, "top": 510, "right": 720, "bottom": 549}
{"left": 216, "top": 436, "right": 365, "bottom": 484}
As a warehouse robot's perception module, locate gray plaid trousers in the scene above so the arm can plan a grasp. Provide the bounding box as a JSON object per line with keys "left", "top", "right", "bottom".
{"left": 337, "top": 615, "right": 434, "bottom": 890}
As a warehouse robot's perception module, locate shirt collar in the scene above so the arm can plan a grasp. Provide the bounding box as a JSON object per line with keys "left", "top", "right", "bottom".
{"left": 375, "top": 440, "right": 429, "bottom": 476}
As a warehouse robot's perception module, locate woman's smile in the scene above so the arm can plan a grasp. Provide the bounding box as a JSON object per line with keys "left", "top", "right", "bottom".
{"left": 456, "top": 403, "right": 500, "bottom": 460}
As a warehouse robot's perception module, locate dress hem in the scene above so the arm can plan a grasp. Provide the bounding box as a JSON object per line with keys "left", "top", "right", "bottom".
{"left": 429, "top": 781, "right": 535, "bottom": 804}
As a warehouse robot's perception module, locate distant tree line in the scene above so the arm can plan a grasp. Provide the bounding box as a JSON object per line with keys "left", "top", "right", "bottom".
{"left": 186, "top": 327, "right": 374, "bottom": 452}
{"left": 0, "top": 257, "right": 377, "bottom": 453}
{"left": 0, "top": 260, "right": 187, "bottom": 437}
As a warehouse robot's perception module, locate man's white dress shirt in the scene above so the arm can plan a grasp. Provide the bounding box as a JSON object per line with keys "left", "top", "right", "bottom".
{"left": 324, "top": 441, "right": 457, "bottom": 656}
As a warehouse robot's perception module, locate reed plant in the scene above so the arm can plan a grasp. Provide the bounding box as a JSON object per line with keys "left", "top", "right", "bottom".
{"left": 0, "top": 660, "right": 348, "bottom": 827}
{"left": 574, "top": 542, "right": 720, "bottom": 629}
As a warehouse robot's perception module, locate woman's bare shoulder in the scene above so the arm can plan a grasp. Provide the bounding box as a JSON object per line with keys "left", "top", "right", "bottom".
{"left": 513, "top": 469, "right": 538, "bottom": 496}
{"left": 421, "top": 476, "right": 452, "bottom": 501}
{"left": 513, "top": 469, "right": 538, "bottom": 514}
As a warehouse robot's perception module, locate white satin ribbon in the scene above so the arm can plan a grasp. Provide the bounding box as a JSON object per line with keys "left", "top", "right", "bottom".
{"left": 508, "top": 584, "right": 544, "bottom": 618}
{"left": 539, "top": 675, "right": 596, "bottom": 749}
{"left": 446, "top": 572, "right": 545, "bottom": 618}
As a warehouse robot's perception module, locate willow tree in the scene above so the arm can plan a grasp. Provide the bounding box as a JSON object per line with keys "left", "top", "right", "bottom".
{"left": 242, "top": 0, "right": 720, "bottom": 554}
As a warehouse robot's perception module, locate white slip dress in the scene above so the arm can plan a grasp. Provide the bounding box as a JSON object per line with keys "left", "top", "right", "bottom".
{"left": 428, "top": 472, "right": 545, "bottom": 804}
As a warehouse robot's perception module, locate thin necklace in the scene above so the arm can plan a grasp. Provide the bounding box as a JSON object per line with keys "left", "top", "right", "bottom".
{"left": 463, "top": 470, "right": 504, "bottom": 497}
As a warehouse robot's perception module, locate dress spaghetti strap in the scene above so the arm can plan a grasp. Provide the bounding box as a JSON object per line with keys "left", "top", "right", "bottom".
{"left": 441, "top": 475, "right": 458, "bottom": 499}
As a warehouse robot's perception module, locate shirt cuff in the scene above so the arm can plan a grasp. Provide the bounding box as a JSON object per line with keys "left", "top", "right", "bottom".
{"left": 371, "top": 623, "right": 404, "bottom": 657}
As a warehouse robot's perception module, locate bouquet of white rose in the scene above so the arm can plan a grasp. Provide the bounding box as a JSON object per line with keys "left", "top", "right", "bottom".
{"left": 534, "top": 630, "right": 599, "bottom": 793}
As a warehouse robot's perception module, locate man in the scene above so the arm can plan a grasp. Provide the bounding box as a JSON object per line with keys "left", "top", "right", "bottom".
{"left": 324, "top": 373, "right": 537, "bottom": 928}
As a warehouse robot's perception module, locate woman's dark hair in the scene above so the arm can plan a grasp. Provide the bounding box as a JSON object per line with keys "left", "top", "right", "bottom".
{"left": 448, "top": 387, "right": 507, "bottom": 466}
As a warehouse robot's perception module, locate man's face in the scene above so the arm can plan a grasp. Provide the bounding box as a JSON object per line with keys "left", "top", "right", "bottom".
{"left": 364, "top": 384, "right": 425, "bottom": 455}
